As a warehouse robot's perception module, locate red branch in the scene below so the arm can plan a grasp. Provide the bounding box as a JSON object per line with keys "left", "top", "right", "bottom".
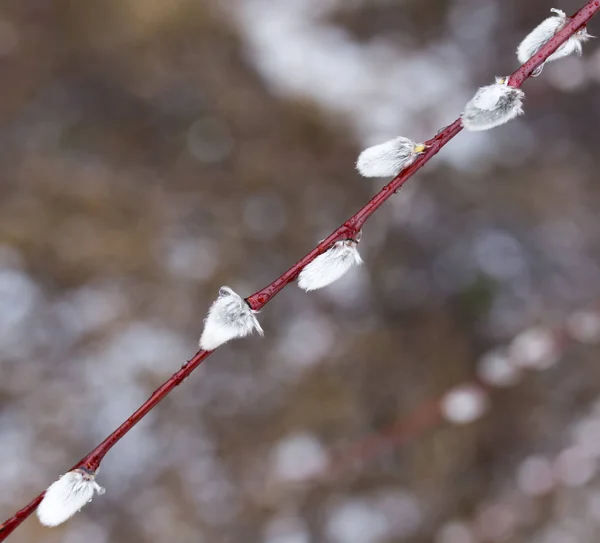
{"left": 322, "top": 304, "right": 586, "bottom": 482}
{"left": 1, "top": 2, "right": 599, "bottom": 540}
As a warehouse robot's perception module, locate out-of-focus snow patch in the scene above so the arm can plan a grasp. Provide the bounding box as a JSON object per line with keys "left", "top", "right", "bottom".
{"left": 546, "top": 56, "right": 588, "bottom": 93}
{"left": 472, "top": 229, "right": 526, "bottom": 281}
{"left": 572, "top": 417, "right": 600, "bottom": 458}
{"left": 566, "top": 311, "right": 600, "bottom": 344}
{"left": 435, "top": 521, "right": 476, "bottom": 543}
{"left": 53, "top": 280, "right": 127, "bottom": 336}
{"left": 0, "top": 412, "right": 37, "bottom": 500}
{"left": 0, "top": 262, "right": 45, "bottom": 360}
{"left": 0, "top": 267, "right": 40, "bottom": 339}
{"left": 0, "top": 244, "right": 24, "bottom": 268}
{"left": 477, "top": 348, "right": 522, "bottom": 388}
{"left": 187, "top": 116, "right": 234, "bottom": 164}
{"left": 63, "top": 520, "right": 110, "bottom": 543}
{"left": 162, "top": 236, "right": 219, "bottom": 281}
{"left": 516, "top": 456, "right": 555, "bottom": 497}
{"left": 553, "top": 446, "right": 597, "bottom": 487}
{"left": 509, "top": 327, "right": 558, "bottom": 371}
{"left": 475, "top": 503, "right": 517, "bottom": 541}
{"left": 441, "top": 384, "right": 488, "bottom": 425}
{"left": 230, "top": 0, "right": 496, "bottom": 171}
{"left": 92, "top": 322, "right": 191, "bottom": 380}
{"left": 243, "top": 193, "right": 287, "bottom": 241}
{"left": 325, "top": 490, "right": 422, "bottom": 543}
{"left": 275, "top": 313, "right": 335, "bottom": 369}
{"left": 188, "top": 458, "right": 241, "bottom": 526}
{"left": 373, "top": 489, "right": 422, "bottom": 539}
{"left": 270, "top": 432, "right": 328, "bottom": 483}
{"left": 325, "top": 498, "right": 390, "bottom": 543}
{"left": 264, "top": 515, "right": 310, "bottom": 543}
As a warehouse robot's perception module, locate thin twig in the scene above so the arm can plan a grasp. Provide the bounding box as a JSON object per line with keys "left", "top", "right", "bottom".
{"left": 1, "top": 2, "right": 599, "bottom": 539}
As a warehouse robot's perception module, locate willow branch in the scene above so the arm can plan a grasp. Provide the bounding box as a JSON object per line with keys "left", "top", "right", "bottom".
{"left": 1, "top": 1, "right": 598, "bottom": 539}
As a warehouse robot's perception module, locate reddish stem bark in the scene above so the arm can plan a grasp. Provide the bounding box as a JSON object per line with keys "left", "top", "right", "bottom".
{"left": 246, "top": 0, "right": 599, "bottom": 310}
{"left": 0, "top": 350, "right": 212, "bottom": 539}
{"left": 322, "top": 303, "right": 589, "bottom": 481}
{"left": 245, "top": 120, "right": 462, "bottom": 309}
{"left": 1, "top": 2, "right": 599, "bottom": 540}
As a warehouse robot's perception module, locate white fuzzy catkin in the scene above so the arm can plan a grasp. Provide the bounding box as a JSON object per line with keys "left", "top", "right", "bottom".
{"left": 461, "top": 78, "right": 524, "bottom": 131}
{"left": 199, "top": 286, "right": 263, "bottom": 350}
{"left": 356, "top": 137, "right": 426, "bottom": 178}
{"left": 517, "top": 9, "right": 592, "bottom": 76}
{"left": 37, "top": 469, "right": 105, "bottom": 527}
{"left": 298, "top": 240, "right": 362, "bottom": 291}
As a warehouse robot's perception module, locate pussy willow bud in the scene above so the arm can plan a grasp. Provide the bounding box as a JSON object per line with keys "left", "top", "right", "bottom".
{"left": 37, "top": 468, "right": 105, "bottom": 527}
{"left": 199, "top": 286, "right": 263, "bottom": 350}
{"left": 298, "top": 239, "right": 363, "bottom": 291}
{"left": 517, "top": 8, "right": 593, "bottom": 76}
{"left": 462, "top": 78, "right": 524, "bottom": 131}
{"left": 356, "top": 137, "right": 426, "bottom": 178}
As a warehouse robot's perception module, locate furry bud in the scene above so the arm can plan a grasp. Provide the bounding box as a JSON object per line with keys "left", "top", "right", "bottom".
{"left": 461, "top": 78, "right": 524, "bottom": 131}
{"left": 37, "top": 468, "right": 105, "bottom": 527}
{"left": 199, "top": 286, "right": 263, "bottom": 350}
{"left": 356, "top": 137, "right": 426, "bottom": 178}
{"left": 517, "top": 9, "right": 592, "bottom": 76}
{"left": 298, "top": 240, "right": 363, "bottom": 291}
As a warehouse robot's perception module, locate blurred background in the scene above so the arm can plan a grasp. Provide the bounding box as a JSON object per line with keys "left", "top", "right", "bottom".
{"left": 2, "top": 0, "right": 600, "bottom": 541}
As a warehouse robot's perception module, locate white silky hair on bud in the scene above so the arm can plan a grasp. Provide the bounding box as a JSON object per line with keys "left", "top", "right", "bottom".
{"left": 298, "top": 240, "right": 363, "bottom": 292}
{"left": 356, "top": 137, "right": 426, "bottom": 178}
{"left": 517, "top": 9, "right": 593, "bottom": 76}
{"left": 199, "top": 286, "right": 263, "bottom": 350}
{"left": 37, "top": 469, "right": 105, "bottom": 527}
{"left": 461, "top": 78, "right": 524, "bottom": 131}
